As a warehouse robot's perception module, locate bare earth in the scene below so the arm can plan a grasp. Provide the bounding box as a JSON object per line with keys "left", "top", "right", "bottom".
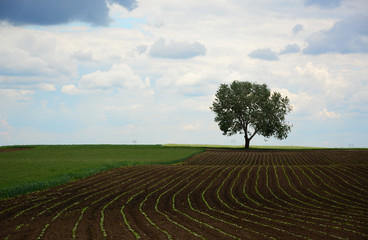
{"left": 0, "top": 147, "right": 33, "bottom": 153}
{"left": 1, "top": 149, "right": 368, "bottom": 239}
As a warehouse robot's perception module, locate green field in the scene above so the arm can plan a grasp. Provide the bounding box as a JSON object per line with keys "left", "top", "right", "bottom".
{"left": 0, "top": 145, "right": 204, "bottom": 198}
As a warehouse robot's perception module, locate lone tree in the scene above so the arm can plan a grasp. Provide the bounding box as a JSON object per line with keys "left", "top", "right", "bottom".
{"left": 210, "top": 80, "right": 292, "bottom": 149}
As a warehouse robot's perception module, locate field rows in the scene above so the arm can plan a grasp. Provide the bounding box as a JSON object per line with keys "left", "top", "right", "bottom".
{"left": 1, "top": 150, "right": 368, "bottom": 239}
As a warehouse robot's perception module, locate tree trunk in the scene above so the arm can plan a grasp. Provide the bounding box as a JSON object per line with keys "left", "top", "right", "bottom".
{"left": 244, "top": 136, "right": 250, "bottom": 149}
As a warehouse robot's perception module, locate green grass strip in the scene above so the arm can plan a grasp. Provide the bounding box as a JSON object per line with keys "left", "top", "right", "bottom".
{"left": 139, "top": 179, "right": 175, "bottom": 239}
{"left": 121, "top": 190, "right": 145, "bottom": 239}
{"left": 187, "top": 167, "right": 240, "bottom": 240}
{"left": 37, "top": 201, "right": 80, "bottom": 240}
{"left": 154, "top": 167, "right": 205, "bottom": 239}
{"left": 72, "top": 207, "right": 88, "bottom": 240}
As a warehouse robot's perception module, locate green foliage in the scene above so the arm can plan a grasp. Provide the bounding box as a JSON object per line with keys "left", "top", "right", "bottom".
{"left": 0, "top": 145, "right": 204, "bottom": 199}
{"left": 211, "top": 80, "right": 292, "bottom": 148}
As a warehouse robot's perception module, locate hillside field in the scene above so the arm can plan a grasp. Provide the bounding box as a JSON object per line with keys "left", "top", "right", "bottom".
{"left": 1, "top": 148, "right": 368, "bottom": 239}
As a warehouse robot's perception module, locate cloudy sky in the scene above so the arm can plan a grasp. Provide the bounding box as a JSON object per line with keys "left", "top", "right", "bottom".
{"left": 0, "top": 0, "right": 367, "bottom": 147}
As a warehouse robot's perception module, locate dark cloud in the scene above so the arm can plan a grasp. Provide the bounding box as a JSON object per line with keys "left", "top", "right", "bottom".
{"left": 109, "top": 0, "right": 137, "bottom": 11}
{"left": 248, "top": 48, "right": 279, "bottom": 61}
{"left": 0, "top": 0, "right": 137, "bottom": 26}
{"left": 279, "top": 44, "right": 300, "bottom": 55}
{"left": 303, "top": 15, "right": 368, "bottom": 55}
{"left": 149, "top": 39, "right": 206, "bottom": 59}
{"left": 292, "top": 24, "right": 303, "bottom": 35}
{"left": 304, "top": 0, "right": 343, "bottom": 9}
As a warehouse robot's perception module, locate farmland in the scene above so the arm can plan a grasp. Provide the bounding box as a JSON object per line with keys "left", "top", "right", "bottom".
{"left": 0, "top": 145, "right": 204, "bottom": 198}
{"left": 1, "top": 148, "right": 368, "bottom": 239}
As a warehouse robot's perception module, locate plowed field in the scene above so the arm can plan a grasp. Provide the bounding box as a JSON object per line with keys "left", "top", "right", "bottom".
{"left": 1, "top": 149, "right": 368, "bottom": 239}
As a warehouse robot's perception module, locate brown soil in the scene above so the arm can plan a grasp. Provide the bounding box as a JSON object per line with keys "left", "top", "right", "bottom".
{"left": 0, "top": 147, "right": 34, "bottom": 153}
{"left": 1, "top": 150, "right": 368, "bottom": 239}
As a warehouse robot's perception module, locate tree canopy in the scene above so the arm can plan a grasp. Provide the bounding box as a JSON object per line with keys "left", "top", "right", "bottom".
{"left": 210, "top": 80, "right": 292, "bottom": 148}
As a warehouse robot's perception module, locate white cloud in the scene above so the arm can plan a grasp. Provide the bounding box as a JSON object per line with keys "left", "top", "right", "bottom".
{"left": 71, "top": 50, "right": 94, "bottom": 62}
{"left": 317, "top": 109, "right": 341, "bottom": 119}
{"left": 351, "top": 85, "right": 368, "bottom": 111}
{"left": 271, "top": 70, "right": 291, "bottom": 77}
{"left": 292, "top": 62, "right": 353, "bottom": 108}
{"left": 105, "top": 104, "right": 141, "bottom": 112}
{"left": 136, "top": 45, "right": 148, "bottom": 54}
{"left": 78, "top": 63, "right": 150, "bottom": 90}
{"left": 0, "top": 24, "right": 77, "bottom": 79}
{"left": 38, "top": 83, "right": 56, "bottom": 91}
{"left": 182, "top": 123, "right": 201, "bottom": 131}
{"left": 149, "top": 38, "right": 206, "bottom": 59}
{"left": 0, "top": 47, "right": 49, "bottom": 75}
{"left": 61, "top": 85, "right": 80, "bottom": 95}
{"left": 293, "top": 62, "right": 341, "bottom": 96}
{"left": 295, "top": 62, "right": 329, "bottom": 82}
{"left": 155, "top": 66, "right": 228, "bottom": 96}
{"left": 0, "top": 114, "right": 11, "bottom": 131}
{"left": 271, "top": 88, "right": 319, "bottom": 114}
{"left": 179, "top": 97, "right": 212, "bottom": 113}
{"left": 0, "top": 114, "right": 12, "bottom": 140}
{"left": 0, "top": 89, "right": 34, "bottom": 100}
